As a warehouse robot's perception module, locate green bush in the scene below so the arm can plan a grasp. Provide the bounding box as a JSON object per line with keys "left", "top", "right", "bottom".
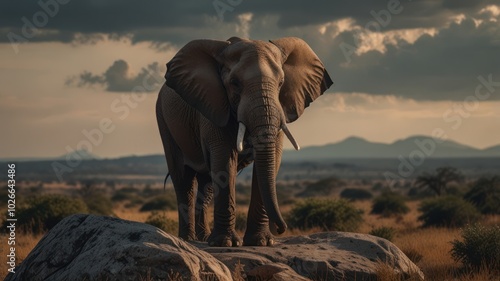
{"left": 145, "top": 211, "right": 178, "bottom": 234}
{"left": 140, "top": 193, "right": 177, "bottom": 212}
{"left": 111, "top": 187, "right": 141, "bottom": 202}
{"left": 418, "top": 196, "right": 481, "bottom": 228}
{"left": 340, "top": 188, "right": 373, "bottom": 201}
{"left": 287, "top": 198, "right": 363, "bottom": 232}
{"left": 14, "top": 194, "right": 88, "bottom": 234}
{"left": 369, "top": 226, "right": 395, "bottom": 241}
{"left": 451, "top": 224, "right": 500, "bottom": 271}
{"left": 82, "top": 194, "right": 114, "bottom": 216}
{"left": 297, "top": 177, "right": 345, "bottom": 197}
{"left": 371, "top": 192, "right": 409, "bottom": 217}
{"left": 407, "top": 186, "right": 435, "bottom": 199}
{"left": 464, "top": 176, "right": 500, "bottom": 214}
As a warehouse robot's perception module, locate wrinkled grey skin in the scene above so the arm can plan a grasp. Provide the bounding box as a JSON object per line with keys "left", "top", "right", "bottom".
{"left": 156, "top": 37, "right": 332, "bottom": 246}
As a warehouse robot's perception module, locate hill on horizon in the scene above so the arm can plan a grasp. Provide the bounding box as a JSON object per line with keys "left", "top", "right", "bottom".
{"left": 1, "top": 135, "right": 499, "bottom": 163}
{"left": 281, "top": 135, "right": 500, "bottom": 161}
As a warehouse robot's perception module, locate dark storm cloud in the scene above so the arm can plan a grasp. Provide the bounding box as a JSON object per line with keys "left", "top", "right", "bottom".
{"left": 4, "top": 0, "right": 499, "bottom": 101}
{"left": 0, "top": 0, "right": 496, "bottom": 44}
{"left": 67, "top": 60, "right": 164, "bottom": 92}
{"left": 328, "top": 18, "right": 500, "bottom": 101}
{"left": 0, "top": 1, "right": 211, "bottom": 43}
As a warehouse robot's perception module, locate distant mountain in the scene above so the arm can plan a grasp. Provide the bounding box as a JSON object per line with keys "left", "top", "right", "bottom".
{"left": 1, "top": 136, "right": 498, "bottom": 164}
{"left": 56, "top": 149, "right": 100, "bottom": 161}
{"left": 1, "top": 149, "right": 100, "bottom": 162}
{"left": 282, "top": 135, "right": 500, "bottom": 161}
{"left": 484, "top": 145, "right": 500, "bottom": 155}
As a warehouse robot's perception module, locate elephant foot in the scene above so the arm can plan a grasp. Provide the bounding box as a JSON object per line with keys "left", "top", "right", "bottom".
{"left": 179, "top": 233, "right": 196, "bottom": 242}
{"left": 208, "top": 229, "right": 241, "bottom": 247}
{"left": 243, "top": 229, "right": 275, "bottom": 246}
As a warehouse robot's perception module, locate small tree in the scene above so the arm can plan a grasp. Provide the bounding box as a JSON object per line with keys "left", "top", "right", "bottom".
{"left": 418, "top": 196, "right": 480, "bottom": 228}
{"left": 464, "top": 176, "right": 500, "bottom": 214}
{"left": 415, "top": 167, "right": 464, "bottom": 196}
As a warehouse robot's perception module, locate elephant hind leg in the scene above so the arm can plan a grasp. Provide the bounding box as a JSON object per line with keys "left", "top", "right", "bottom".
{"left": 171, "top": 166, "right": 197, "bottom": 241}
{"left": 157, "top": 98, "right": 197, "bottom": 240}
{"left": 195, "top": 173, "right": 213, "bottom": 241}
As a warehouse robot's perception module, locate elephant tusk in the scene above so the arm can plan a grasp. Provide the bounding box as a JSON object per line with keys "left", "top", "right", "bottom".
{"left": 237, "top": 122, "right": 246, "bottom": 152}
{"left": 281, "top": 124, "right": 300, "bottom": 151}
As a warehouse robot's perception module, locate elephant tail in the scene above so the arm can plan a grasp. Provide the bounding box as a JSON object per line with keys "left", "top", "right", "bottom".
{"left": 163, "top": 172, "right": 170, "bottom": 190}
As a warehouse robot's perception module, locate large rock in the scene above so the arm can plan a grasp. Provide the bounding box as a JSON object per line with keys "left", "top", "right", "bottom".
{"left": 199, "top": 233, "right": 424, "bottom": 280}
{"left": 5, "top": 214, "right": 231, "bottom": 281}
{"left": 5, "top": 215, "right": 424, "bottom": 281}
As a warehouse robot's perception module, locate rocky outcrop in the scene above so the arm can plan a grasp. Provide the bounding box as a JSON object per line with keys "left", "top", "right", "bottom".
{"left": 5, "top": 215, "right": 424, "bottom": 281}
{"left": 4, "top": 214, "right": 231, "bottom": 281}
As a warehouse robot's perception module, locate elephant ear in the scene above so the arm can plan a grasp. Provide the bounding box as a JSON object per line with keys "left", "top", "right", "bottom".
{"left": 165, "top": 39, "right": 231, "bottom": 127}
{"left": 270, "top": 37, "right": 333, "bottom": 123}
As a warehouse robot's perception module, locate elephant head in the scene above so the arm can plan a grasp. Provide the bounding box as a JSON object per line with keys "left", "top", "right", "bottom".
{"left": 165, "top": 37, "right": 333, "bottom": 235}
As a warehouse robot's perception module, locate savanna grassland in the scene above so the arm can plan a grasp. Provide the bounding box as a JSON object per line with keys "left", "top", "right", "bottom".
{"left": 1, "top": 171, "right": 499, "bottom": 281}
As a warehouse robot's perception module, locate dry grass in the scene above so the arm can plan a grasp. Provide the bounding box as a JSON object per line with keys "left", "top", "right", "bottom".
{"left": 0, "top": 233, "right": 44, "bottom": 278}
{"left": 375, "top": 261, "right": 423, "bottom": 281}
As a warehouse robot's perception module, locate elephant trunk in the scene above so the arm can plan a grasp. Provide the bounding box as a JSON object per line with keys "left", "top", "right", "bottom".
{"left": 240, "top": 90, "right": 287, "bottom": 235}
{"left": 252, "top": 129, "right": 287, "bottom": 235}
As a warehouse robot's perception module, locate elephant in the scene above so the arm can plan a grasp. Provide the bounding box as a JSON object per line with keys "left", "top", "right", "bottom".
{"left": 156, "top": 36, "right": 332, "bottom": 247}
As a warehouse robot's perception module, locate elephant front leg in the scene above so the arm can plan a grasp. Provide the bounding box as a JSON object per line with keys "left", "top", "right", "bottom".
{"left": 207, "top": 153, "right": 241, "bottom": 247}
{"left": 243, "top": 165, "right": 275, "bottom": 246}
{"left": 195, "top": 174, "right": 213, "bottom": 241}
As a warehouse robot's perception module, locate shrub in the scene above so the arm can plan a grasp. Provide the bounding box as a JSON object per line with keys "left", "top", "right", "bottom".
{"left": 407, "top": 186, "right": 435, "bottom": 199}
{"left": 111, "top": 187, "right": 141, "bottom": 202}
{"left": 464, "top": 176, "right": 500, "bottom": 214}
{"left": 297, "top": 177, "right": 345, "bottom": 197}
{"left": 124, "top": 196, "right": 145, "bottom": 208}
{"left": 82, "top": 194, "right": 114, "bottom": 216}
{"left": 287, "top": 198, "right": 363, "bottom": 232}
{"left": 142, "top": 185, "right": 162, "bottom": 198}
{"left": 340, "top": 188, "right": 373, "bottom": 201}
{"left": 418, "top": 196, "right": 480, "bottom": 228}
{"left": 369, "top": 226, "right": 395, "bottom": 241}
{"left": 140, "top": 193, "right": 177, "bottom": 212}
{"left": 451, "top": 224, "right": 500, "bottom": 271}
{"left": 145, "top": 211, "right": 178, "bottom": 234}
{"left": 14, "top": 194, "right": 88, "bottom": 234}
{"left": 371, "top": 192, "right": 409, "bottom": 217}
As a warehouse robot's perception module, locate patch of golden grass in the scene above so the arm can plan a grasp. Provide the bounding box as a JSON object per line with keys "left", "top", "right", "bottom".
{"left": 375, "top": 261, "right": 423, "bottom": 281}
{"left": 113, "top": 204, "right": 177, "bottom": 223}
{"left": 0, "top": 233, "right": 43, "bottom": 279}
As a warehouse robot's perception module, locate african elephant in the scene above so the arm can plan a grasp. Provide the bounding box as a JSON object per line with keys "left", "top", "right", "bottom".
{"left": 156, "top": 37, "right": 332, "bottom": 247}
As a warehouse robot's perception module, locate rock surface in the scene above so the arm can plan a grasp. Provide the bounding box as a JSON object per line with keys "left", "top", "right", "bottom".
{"left": 5, "top": 214, "right": 424, "bottom": 281}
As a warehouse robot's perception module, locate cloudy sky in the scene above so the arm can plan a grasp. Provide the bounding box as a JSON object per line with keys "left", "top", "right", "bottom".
{"left": 1, "top": 0, "right": 499, "bottom": 158}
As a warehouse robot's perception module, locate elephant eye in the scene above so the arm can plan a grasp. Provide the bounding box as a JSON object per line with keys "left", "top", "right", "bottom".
{"left": 278, "top": 78, "right": 284, "bottom": 87}
{"left": 230, "top": 77, "right": 240, "bottom": 87}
